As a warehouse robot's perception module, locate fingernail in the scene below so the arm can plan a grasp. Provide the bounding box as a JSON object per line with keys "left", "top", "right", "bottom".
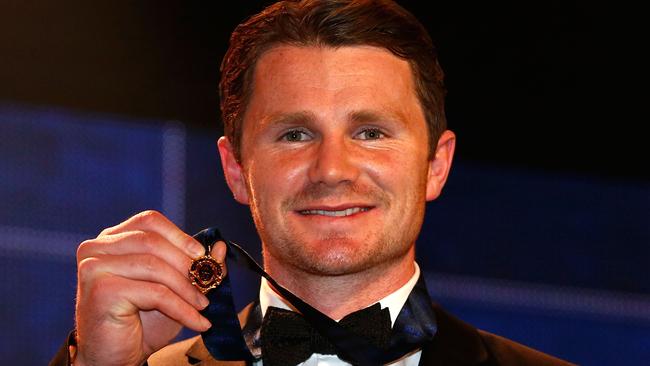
{"left": 201, "top": 317, "right": 212, "bottom": 330}
{"left": 212, "top": 241, "right": 226, "bottom": 260}
{"left": 198, "top": 294, "right": 209, "bottom": 309}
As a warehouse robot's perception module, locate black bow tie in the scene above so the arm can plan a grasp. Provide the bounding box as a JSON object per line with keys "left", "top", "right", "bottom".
{"left": 260, "top": 303, "right": 391, "bottom": 366}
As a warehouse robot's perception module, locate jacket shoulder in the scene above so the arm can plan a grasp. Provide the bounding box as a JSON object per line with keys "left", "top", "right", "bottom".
{"left": 478, "top": 330, "right": 575, "bottom": 366}
{"left": 424, "top": 303, "right": 574, "bottom": 366}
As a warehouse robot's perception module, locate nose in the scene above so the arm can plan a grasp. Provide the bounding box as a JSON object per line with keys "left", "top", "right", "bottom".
{"left": 308, "top": 136, "right": 360, "bottom": 186}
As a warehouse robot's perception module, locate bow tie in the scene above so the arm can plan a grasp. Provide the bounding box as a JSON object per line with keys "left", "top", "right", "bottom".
{"left": 260, "top": 303, "right": 391, "bottom": 366}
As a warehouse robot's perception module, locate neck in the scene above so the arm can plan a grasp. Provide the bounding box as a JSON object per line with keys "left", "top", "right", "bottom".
{"left": 264, "top": 247, "right": 416, "bottom": 320}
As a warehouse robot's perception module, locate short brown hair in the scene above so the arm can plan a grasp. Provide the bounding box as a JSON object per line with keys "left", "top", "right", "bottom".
{"left": 220, "top": 0, "right": 446, "bottom": 161}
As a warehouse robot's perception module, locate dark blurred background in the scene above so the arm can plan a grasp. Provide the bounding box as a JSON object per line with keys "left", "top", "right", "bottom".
{"left": 0, "top": 1, "right": 648, "bottom": 364}
{"left": 1, "top": 0, "right": 645, "bottom": 180}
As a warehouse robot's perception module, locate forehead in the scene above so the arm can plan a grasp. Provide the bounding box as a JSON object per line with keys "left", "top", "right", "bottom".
{"left": 244, "top": 45, "right": 424, "bottom": 127}
{"left": 254, "top": 44, "right": 413, "bottom": 86}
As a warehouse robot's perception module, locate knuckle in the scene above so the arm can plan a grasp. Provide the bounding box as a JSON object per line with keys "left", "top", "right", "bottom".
{"left": 131, "top": 230, "right": 152, "bottom": 250}
{"left": 85, "top": 274, "right": 115, "bottom": 301}
{"left": 150, "top": 283, "right": 169, "bottom": 302}
{"left": 78, "top": 257, "right": 101, "bottom": 278}
{"left": 76, "top": 239, "right": 95, "bottom": 261}
{"left": 141, "top": 254, "right": 160, "bottom": 273}
{"left": 98, "top": 226, "right": 115, "bottom": 237}
{"left": 78, "top": 258, "right": 107, "bottom": 292}
{"left": 135, "top": 231, "right": 161, "bottom": 253}
{"left": 137, "top": 210, "right": 163, "bottom": 225}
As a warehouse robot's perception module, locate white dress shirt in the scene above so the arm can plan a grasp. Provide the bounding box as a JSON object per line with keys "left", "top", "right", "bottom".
{"left": 254, "top": 263, "right": 423, "bottom": 366}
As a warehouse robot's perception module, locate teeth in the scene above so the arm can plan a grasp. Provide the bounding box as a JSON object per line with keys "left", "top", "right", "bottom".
{"left": 300, "top": 207, "right": 369, "bottom": 217}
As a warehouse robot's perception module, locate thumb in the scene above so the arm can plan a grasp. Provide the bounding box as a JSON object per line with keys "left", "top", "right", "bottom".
{"left": 210, "top": 240, "right": 228, "bottom": 278}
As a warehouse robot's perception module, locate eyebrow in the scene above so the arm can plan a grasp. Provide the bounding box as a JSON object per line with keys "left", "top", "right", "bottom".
{"left": 262, "top": 109, "right": 406, "bottom": 128}
{"left": 349, "top": 109, "right": 406, "bottom": 126}
{"left": 264, "top": 111, "right": 317, "bottom": 127}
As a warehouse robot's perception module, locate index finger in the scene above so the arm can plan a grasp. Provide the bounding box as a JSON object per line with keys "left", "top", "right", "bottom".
{"left": 100, "top": 210, "right": 205, "bottom": 258}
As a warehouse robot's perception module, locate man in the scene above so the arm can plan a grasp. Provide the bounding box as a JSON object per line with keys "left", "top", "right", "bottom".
{"left": 52, "top": 0, "right": 573, "bottom": 365}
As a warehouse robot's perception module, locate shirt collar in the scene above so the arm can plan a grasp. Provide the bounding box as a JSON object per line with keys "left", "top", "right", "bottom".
{"left": 259, "top": 262, "right": 421, "bottom": 327}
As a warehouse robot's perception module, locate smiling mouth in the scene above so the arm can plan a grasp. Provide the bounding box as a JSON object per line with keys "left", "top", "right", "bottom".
{"left": 298, "top": 207, "right": 371, "bottom": 217}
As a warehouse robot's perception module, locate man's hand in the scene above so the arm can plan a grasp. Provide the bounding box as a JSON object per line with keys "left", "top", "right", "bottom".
{"left": 73, "top": 210, "right": 227, "bottom": 366}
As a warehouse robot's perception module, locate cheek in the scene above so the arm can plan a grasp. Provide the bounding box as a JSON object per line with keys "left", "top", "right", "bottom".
{"left": 360, "top": 147, "right": 428, "bottom": 189}
{"left": 246, "top": 151, "right": 309, "bottom": 200}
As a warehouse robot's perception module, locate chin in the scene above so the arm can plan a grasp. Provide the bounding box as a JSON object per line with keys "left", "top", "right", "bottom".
{"left": 278, "top": 235, "right": 405, "bottom": 276}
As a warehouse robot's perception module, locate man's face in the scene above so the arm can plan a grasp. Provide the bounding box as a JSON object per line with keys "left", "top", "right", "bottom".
{"left": 219, "top": 45, "right": 454, "bottom": 277}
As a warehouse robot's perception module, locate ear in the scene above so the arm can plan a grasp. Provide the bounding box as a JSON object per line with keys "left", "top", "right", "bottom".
{"left": 425, "top": 130, "right": 456, "bottom": 201}
{"left": 217, "top": 136, "right": 250, "bottom": 205}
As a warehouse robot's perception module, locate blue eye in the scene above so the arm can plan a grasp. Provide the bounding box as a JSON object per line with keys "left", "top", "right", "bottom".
{"left": 282, "top": 129, "right": 311, "bottom": 142}
{"left": 357, "top": 128, "right": 384, "bottom": 140}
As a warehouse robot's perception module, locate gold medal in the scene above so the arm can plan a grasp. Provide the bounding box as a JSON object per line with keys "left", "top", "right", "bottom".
{"left": 189, "top": 244, "right": 224, "bottom": 294}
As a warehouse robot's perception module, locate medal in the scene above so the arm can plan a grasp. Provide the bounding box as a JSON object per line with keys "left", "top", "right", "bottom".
{"left": 189, "top": 244, "right": 224, "bottom": 294}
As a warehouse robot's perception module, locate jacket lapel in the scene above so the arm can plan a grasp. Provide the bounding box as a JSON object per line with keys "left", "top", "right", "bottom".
{"left": 418, "top": 303, "right": 489, "bottom": 366}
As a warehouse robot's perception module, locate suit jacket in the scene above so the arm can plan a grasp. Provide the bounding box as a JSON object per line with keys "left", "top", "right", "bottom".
{"left": 146, "top": 302, "right": 574, "bottom": 366}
